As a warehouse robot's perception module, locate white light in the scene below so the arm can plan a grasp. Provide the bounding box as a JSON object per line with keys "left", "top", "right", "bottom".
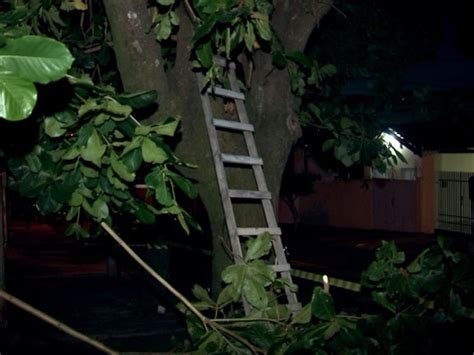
{"left": 382, "top": 132, "right": 402, "bottom": 149}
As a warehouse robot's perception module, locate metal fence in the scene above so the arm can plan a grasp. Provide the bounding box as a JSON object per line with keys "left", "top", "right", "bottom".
{"left": 437, "top": 171, "right": 474, "bottom": 234}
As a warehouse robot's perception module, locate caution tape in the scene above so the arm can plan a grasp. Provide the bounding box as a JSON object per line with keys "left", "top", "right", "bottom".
{"left": 291, "top": 269, "right": 361, "bottom": 292}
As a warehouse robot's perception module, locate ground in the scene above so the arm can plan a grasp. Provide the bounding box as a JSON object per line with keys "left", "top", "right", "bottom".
{"left": 0, "top": 219, "right": 457, "bottom": 353}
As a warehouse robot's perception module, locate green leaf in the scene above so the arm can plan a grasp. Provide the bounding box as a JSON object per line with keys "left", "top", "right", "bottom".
{"left": 286, "top": 50, "right": 312, "bottom": 69}
{"left": 115, "top": 90, "right": 157, "bottom": 110}
{"left": 322, "top": 139, "right": 336, "bottom": 152}
{"left": 152, "top": 116, "right": 180, "bottom": 136}
{"left": 155, "top": 16, "right": 172, "bottom": 41}
{"left": 135, "top": 203, "right": 156, "bottom": 224}
{"left": 221, "top": 264, "right": 246, "bottom": 294}
{"left": 121, "top": 148, "right": 143, "bottom": 172}
{"left": 217, "top": 284, "right": 238, "bottom": 305}
{"left": 157, "top": 0, "right": 175, "bottom": 5}
{"left": 324, "top": 320, "right": 341, "bottom": 340}
{"left": 69, "top": 191, "right": 83, "bottom": 207}
{"left": 106, "top": 101, "right": 132, "bottom": 120}
{"left": 79, "top": 164, "right": 98, "bottom": 178}
{"left": 182, "top": 210, "right": 202, "bottom": 233}
{"left": 37, "top": 188, "right": 62, "bottom": 214}
{"left": 142, "top": 137, "right": 169, "bottom": 164}
{"left": 0, "top": 36, "right": 74, "bottom": 84}
{"left": 24, "top": 154, "right": 42, "bottom": 173}
{"left": 65, "top": 206, "right": 79, "bottom": 221}
{"left": 372, "top": 291, "right": 396, "bottom": 313}
{"left": 192, "top": 285, "right": 214, "bottom": 304}
{"left": 92, "top": 198, "right": 109, "bottom": 221}
{"left": 272, "top": 50, "right": 287, "bottom": 69}
{"left": 166, "top": 171, "right": 197, "bottom": 198}
{"left": 44, "top": 116, "right": 67, "bottom": 137}
{"left": 193, "top": 13, "right": 220, "bottom": 43}
{"left": 243, "top": 275, "right": 268, "bottom": 309}
{"left": 111, "top": 152, "right": 135, "bottom": 182}
{"left": 244, "top": 22, "right": 256, "bottom": 52}
{"left": 177, "top": 211, "right": 190, "bottom": 235}
{"left": 121, "top": 136, "right": 144, "bottom": 156}
{"left": 62, "top": 146, "right": 80, "bottom": 160}
{"left": 340, "top": 117, "right": 353, "bottom": 130}
{"left": 291, "top": 303, "right": 312, "bottom": 325}
{"left": 253, "top": 18, "right": 272, "bottom": 41}
{"left": 107, "top": 167, "right": 127, "bottom": 190}
{"left": 311, "top": 287, "right": 336, "bottom": 321}
{"left": 169, "top": 11, "right": 180, "bottom": 26}
{"left": 394, "top": 148, "right": 408, "bottom": 164}
{"left": 245, "top": 232, "right": 272, "bottom": 262}
{"left": 153, "top": 172, "right": 174, "bottom": 207}
{"left": 61, "top": 0, "right": 89, "bottom": 11}
{"left": 81, "top": 128, "right": 106, "bottom": 166}
{"left": 0, "top": 72, "right": 37, "bottom": 121}
{"left": 195, "top": 41, "right": 213, "bottom": 68}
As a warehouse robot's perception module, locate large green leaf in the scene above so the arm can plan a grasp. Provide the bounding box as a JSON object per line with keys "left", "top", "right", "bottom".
{"left": 0, "top": 72, "right": 37, "bottom": 120}
{"left": 152, "top": 116, "right": 180, "bottom": 136}
{"left": 81, "top": 128, "right": 106, "bottom": 166}
{"left": 0, "top": 36, "right": 74, "bottom": 84}
{"left": 44, "top": 116, "right": 67, "bottom": 137}
{"left": 311, "top": 287, "right": 336, "bottom": 321}
{"left": 245, "top": 232, "right": 272, "bottom": 262}
{"left": 115, "top": 90, "right": 157, "bottom": 109}
{"left": 166, "top": 171, "right": 197, "bottom": 198}
{"left": 142, "top": 137, "right": 169, "bottom": 164}
{"left": 110, "top": 152, "right": 135, "bottom": 182}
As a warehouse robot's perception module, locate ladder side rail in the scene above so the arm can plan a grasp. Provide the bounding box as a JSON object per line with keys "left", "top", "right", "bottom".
{"left": 227, "top": 66, "right": 300, "bottom": 307}
{"left": 196, "top": 73, "right": 244, "bottom": 263}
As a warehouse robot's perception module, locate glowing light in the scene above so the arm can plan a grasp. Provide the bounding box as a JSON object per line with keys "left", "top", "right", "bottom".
{"left": 382, "top": 132, "right": 402, "bottom": 148}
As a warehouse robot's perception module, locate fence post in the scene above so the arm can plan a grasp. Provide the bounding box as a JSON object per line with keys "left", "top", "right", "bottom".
{"left": 469, "top": 176, "right": 474, "bottom": 256}
{"left": 0, "top": 171, "right": 6, "bottom": 326}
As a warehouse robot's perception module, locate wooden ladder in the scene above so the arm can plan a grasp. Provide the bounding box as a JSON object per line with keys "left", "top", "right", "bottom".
{"left": 197, "top": 59, "right": 301, "bottom": 314}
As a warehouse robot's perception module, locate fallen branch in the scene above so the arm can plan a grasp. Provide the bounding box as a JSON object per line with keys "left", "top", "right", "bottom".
{"left": 100, "top": 222, "right": 265, "bottom": 354}
{"left": 100, "top": 222, "right": 207, "bottom": 325}
{"left": 0, "top": 290, "right": 118, "bottom": 355}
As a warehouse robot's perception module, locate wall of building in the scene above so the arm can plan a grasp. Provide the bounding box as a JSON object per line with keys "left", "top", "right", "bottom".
{"left": 279, "top": 179, "right": 418, "bottom": 232}
{"left": 415, "top": 152, "right": 438, "bottom": 234}
{"left": 439, "top": 153, "right": 474, "bottom": 172}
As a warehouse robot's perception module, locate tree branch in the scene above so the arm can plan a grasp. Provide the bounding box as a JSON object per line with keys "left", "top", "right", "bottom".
{"left": 0, "top": 290, "right": 118, "bottom": 355}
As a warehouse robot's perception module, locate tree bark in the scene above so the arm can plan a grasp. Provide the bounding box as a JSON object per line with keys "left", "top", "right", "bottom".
{"left": 102, "top": 0, "right": 331, "bottom": 295}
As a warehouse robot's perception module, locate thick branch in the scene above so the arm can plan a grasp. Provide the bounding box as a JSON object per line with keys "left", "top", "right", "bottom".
{"left": 272, "top": 0, "right": 334, "bottom": 51}
{"left": 102, "top": 0, "right": 170, "bottom": 119}
{"left": 0, "top": 290, "right": 118, "bottom": 355}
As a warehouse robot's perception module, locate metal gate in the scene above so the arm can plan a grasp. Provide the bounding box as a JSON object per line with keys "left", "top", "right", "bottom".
{"left": 437, "top": 171, "right": 474, "bottom": 234}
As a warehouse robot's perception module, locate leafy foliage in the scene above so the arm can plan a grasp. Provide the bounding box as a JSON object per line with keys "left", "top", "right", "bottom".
{"left": 177, "top": 235, "right": 473, "bottom": 354}
{"left": 1, "top": 1, "right": 200, "bottom": 237}
{"left": 8, "top": 77, "right": 200, "bottom": 237}
{"left": 0, "top": 36, "right": 74, "bottom": 120}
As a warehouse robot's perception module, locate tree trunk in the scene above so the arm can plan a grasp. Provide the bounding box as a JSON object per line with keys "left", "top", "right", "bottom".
{"left": 102, "top": 0, "right": 331, "bottom": 295}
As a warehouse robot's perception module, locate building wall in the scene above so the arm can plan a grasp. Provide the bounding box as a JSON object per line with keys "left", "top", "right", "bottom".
{"left": 416, "top": 152, "right": 439, "bottom": 233}
{"left": 298, "top": 180, "right": 374, "bottom": 229}
{"left": 280, "top": 179, "right": 418, "bottom": 232}
{"left": 439, "top": 153, "right": 474, "bottom": 172}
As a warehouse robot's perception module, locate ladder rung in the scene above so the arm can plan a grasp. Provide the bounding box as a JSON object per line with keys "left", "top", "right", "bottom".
{"left": 207, "top": 87, "right": 245, "bottom": 100}
{"left": 221, "top": 154, "right": 263, "bottom": 166}
{"left": 271, "top": 264, "right": 291, "bottom": 272}
{"left": 213, "top": 119, "right": 254, "bottom": 132}
{"left": 213, "top": 55, "right": 227, "bottom": 67}
{"left": 228, "top": 189, "right": 271, "bottom": 200}
{"left": 237, "top": 227, "right": 282, "bottom": 236}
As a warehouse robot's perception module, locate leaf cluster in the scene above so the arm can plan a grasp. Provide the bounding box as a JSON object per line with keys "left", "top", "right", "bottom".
{"left": 178, "top": 235, "right": 473, "bottom": 354}
{"left": 8, "top": 78, "right": 200, "bottom": 237}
